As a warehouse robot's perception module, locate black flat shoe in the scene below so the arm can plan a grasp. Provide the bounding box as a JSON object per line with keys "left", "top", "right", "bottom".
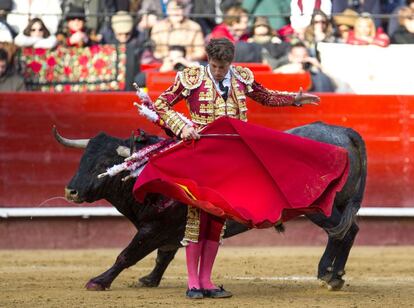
{"left": 186, "top": 288, "right": 204, "bottom": 299}
{"left": 203, "top": 285, "right": 233, "bottom": 298}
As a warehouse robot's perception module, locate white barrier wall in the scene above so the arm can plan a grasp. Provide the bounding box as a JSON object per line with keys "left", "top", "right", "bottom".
{"left": 318, "top": 43, "right": 414, "bottom": 94}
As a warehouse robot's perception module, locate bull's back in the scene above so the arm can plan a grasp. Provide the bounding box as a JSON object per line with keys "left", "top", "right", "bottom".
{"left": 286, "top": 122, "right": 367, "bottom": 211}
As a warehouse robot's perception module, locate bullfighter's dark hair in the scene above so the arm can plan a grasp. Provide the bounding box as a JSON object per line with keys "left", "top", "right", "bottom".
{"left": 206, "top": 38, "right": 235, "bottom": 63}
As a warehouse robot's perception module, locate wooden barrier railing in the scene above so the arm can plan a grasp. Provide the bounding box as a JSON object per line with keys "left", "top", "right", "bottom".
{"left": 0, "top": 93, "right": 413, "bottom": 207}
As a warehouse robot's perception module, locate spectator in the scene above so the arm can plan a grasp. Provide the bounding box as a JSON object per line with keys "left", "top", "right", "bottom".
{"left": 391, "top": 6, "right": 414, "bottom": 43}
{"left": 290, "top": 0, "right": 332, "bottom": 35}
{"left": 247, "top": 16, "right": 289, "bottom": 66}
{"left": 273, "top": 42, "right": 336, "bottom": 92}
{"left": 333, "top": 8, "right": 358, "bottom": 43}
{"left": 150, "top": 0, "right": 205, "bottom": 61}
{"left": 248, "top": 16, "right": 282, "bottom": 45}
{"left": 277, "top": 23, "right": 304, "bottom": 42}
{"left": 346, "top": 13, "right": 390, "bottom": 47}
{"left": 0, "top": 47, "right": 25, "bottom": 91}
{"left": 56, "top": 4, "right": 91, "bottom": 47}
{"left": 159, "top": 45, "right": 198, "bottom": 72}
{"left": 387, "top": 0, "right": 414, "bottom": 36}
{"left": 209, "top": 5, "right": 249, "bottom": 43}
{"left": 98, "top": 1, "right": 145, "bottom": 44}
{"left": 304, "top": 9, "right": 335, "bottom": 58}
{"left": 332, "top": 0, "right": 382, "bottom": 27}
{"left": 109, "top": 11, "right": 136, "bottom": 44}
{"left": 110, "top": 11, "right": 143, "bottom": 91}
{"left": 242, "top": 0, "right": 290, "bottom": 30}
{"left": 14, "top": 18, "right": 57, "bottom": 49}
{"left": 60, "top": 1, "right": 106, "bottom": 40}
{"left": 135, "top": 44, "right": 199, "bottom": 87}
{"left": 7, "top": 0, "right": 62, "bottom": 35}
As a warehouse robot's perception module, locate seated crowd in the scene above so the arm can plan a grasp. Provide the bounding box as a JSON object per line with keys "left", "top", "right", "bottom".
{"left": 1, "top": 0, "right": 414, "bottom": 93}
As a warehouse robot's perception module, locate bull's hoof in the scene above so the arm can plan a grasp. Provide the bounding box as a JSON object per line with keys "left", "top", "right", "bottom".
{"left": 137, "top": 275, "right": 160, "bottom": 288}
{"left": 327, "top": 278, "right": 345, "bottom": 291}
{"left": 85, "top": 280, "right": 108, "bottom": 291}
{"left": 318, "top": 272, "right": 333, "bottom": 284}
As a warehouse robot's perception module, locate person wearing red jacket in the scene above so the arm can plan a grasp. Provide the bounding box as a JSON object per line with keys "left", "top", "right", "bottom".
{"left": 346, "top": 13, "right": 390, "bottom": 47}
{"left": 208, "top": 6, "right": 249, "bottom": 43}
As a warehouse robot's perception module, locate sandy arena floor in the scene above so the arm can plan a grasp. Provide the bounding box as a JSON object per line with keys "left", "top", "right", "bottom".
{"left": 0, "top": 247, "right": 413, "bottom": 307}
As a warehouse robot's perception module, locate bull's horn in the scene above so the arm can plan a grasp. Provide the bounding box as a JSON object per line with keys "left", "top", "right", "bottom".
{"left": 52, "top": 125, "right": 90, "bottom": 148}
{"left": 116, "top": 145, "right": 131, "bottom": 157}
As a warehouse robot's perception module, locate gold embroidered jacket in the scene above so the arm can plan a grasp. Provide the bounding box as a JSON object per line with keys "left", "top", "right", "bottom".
{"left": 153, "top": 65, "right": 297, "bottom": 136}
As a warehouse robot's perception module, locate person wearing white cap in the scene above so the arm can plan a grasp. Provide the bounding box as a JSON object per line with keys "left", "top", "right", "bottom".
{"left": 111, "top": 11, "right": 134, "bottom": 44}
{"left": 108, "top": 11, "right": 143, "bottom": 91}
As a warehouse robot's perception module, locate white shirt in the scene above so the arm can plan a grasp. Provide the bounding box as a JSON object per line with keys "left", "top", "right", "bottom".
{"left": 207, "top": 65, "right": 231, "bottom": 97}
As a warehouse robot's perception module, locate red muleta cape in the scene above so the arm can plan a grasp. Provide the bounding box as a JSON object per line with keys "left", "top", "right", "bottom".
{"left": 133, "top": 117, "right": 349, "bottom": 228}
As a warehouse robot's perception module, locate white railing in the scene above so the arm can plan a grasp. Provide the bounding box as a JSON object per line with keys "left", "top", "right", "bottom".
{"left": 0, "top": 207, "right": 413, "bottom": 218}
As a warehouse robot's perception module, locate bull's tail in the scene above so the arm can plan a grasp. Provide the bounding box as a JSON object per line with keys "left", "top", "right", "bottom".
{"left": 326, "top": 128, "right": 367, "bottom": 240}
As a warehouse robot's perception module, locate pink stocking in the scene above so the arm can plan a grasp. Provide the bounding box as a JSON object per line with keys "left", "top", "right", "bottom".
{"left": 199, "top": 239, "right": 220, "bottom": 290}
{"left": 185, "top": 242, "right": 201, "bottom": 289}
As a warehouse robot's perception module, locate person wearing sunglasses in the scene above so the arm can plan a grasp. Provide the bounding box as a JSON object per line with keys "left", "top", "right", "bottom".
{"left": 14, "top": 17, "right": 57, "bottom": 49}
{"left": 304, "top": 9, "right": 335, "bottom": 59}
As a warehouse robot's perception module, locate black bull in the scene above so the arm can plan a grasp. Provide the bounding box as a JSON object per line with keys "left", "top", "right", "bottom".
{"left": 54, "top": 121, "right": 366, "bottom": 292}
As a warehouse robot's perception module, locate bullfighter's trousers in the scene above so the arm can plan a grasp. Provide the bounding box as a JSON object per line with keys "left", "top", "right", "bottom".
{"left": 181, "top": 206, "right": 225, "bottom": 245}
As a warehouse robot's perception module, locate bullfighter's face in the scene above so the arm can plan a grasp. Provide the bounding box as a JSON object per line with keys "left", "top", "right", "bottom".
{"left": 208, "top": 58, "right": 231, "bottom": 82}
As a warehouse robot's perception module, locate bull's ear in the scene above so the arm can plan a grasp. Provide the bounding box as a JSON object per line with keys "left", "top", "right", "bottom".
{"left": 116, "top": 146, "right": 131, "bottom": 157}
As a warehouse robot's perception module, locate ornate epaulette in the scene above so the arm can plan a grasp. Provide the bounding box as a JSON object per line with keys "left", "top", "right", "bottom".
{"left": 231, "top": 66, "right": 254, "bottom": 92}
{"left": 178, "top": 65, "right": 205, "bottom": 96}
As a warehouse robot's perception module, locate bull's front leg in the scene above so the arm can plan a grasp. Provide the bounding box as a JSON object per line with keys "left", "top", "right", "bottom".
{"left": 85, "top": 223, "right": 163, "bottom": 291}
{"left": 138, "top": 247, "right": 179, "bottom": 287}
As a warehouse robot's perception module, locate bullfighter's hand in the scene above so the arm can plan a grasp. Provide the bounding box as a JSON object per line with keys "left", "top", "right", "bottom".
{"left": 294, "top": 87, "right": 320, "bottom": 106}
{"left": 181, "top": 125, "right": 200, "bottom": 140}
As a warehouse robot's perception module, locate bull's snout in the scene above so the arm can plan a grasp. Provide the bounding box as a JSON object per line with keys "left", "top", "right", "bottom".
{"left": 65, "top": 187, "right": 81, "bottom": 202}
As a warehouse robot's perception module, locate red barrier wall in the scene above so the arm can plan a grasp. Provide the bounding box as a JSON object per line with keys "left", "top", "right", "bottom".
{"left": 2, "top": 217, "right": 413, "bottom": 248}
{"left": 1, "top": 92, "right": 413, "bottom": 208}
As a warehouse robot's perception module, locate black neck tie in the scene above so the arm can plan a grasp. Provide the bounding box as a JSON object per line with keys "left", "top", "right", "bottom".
{"left": 218, "top": 80, "right": 229, "bottom": 101}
